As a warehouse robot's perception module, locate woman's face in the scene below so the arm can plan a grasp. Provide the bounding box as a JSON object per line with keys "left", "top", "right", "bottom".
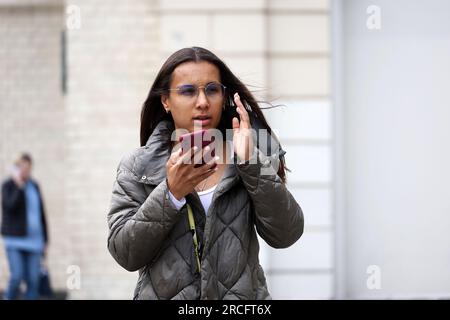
{"left": 161, "top": 61, "right": 224, "bottom": 133}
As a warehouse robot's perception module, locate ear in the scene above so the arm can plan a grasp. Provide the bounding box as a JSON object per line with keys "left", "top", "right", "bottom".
{"left": 161, "top": 94, "right": 169, "bottom": 111}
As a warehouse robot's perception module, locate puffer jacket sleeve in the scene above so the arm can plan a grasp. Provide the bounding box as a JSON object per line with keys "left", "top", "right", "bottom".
{"left": 236, "top": 148, "right": 304, "bottom": 249}
{"left": 107, "top": 153, "right": 183, "bottom": 272}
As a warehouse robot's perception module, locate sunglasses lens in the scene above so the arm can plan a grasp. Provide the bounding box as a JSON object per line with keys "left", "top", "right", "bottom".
{"left": 205, "top": 83, "right": 224, "bottom": 98}
{"left": 178, "top": 85, "right": 197, "bottom": 97}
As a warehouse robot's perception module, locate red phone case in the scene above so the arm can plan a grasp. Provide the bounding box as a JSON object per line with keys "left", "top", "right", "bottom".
{"left": 179, "top": 130, "right": 216, "bottom": 167}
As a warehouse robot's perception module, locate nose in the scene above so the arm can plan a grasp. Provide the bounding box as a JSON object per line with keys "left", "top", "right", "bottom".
{"left": 195, "top": 88, "right": 209, "bottom": 110}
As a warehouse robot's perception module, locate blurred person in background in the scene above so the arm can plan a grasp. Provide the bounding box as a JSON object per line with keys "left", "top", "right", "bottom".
{"left": 1, "top": 153, "right": 49, "bottom": 300}
{"left": 107, "top": 47, "right": 304, "bottom": 300}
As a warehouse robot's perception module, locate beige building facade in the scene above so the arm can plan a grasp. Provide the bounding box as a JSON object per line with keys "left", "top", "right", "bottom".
{"left": 1, "top": 0, "right": 332, "bottom": 299}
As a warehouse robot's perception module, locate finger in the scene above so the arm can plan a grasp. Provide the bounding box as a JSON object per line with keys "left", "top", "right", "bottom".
{"left": 190, "top": 144, "right": 211, "bottom": 166}
{"left": 181, "top": 144, "right": 208, "bottom": 166}
{"left": 203, "top": 156, "right": 220, "bottom": 172}
{"left": 177, "top": 146, "right": 199, "bottom": 165}
{"left": 234, "top": 93, "right": 250, "bottom": 128}
{"left": 232, "top": 117, "right": 240, "bottom": 134}
{"left": 202, "top": 144, "right": 216, "bottom": 163}
{"left": 169, "top": 147, "right": 183, "bottom": 164}
{"left": 191, "top": 155, "right": 218, "bottom": 175}
{"left": 235, "top": 106, "right": 250, "bottom": 130}
{"left": 194, "top": 156, "right": 220, "bottom": 174}
{"left": 194, "top": 163, "right": 218, "bottom": 182}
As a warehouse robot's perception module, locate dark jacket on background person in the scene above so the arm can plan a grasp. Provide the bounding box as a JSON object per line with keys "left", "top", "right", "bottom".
{"left": 107, "top": 120, "right": 304, "bottom": 300}
{"left": 1, "top": 178, "right": 49, "bottom": 244}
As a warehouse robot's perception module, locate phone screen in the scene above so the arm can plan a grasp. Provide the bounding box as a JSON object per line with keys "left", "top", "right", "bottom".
{"left": 179, "top": 130, "right": 216, "bottom": 167}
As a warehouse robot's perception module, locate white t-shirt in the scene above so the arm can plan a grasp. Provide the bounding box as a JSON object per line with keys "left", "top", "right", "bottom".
{"left": 196, "top": 184, "right": 217, "bottom": 214}
{"left": 168, "top": 184, "right": 218, "bottom": 215}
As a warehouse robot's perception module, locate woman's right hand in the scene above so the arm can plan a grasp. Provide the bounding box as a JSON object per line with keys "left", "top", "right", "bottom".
{"left": 166, "top": 145, "right": 218, "bottom": 200}
{"left": 11, "top": 166, "right": 25, "bottom": 188}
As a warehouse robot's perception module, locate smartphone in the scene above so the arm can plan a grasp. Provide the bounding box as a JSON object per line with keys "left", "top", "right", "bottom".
{"left": 179, "top": 129, "right": 216, "bottom": 167}
{"left": 11, "top": 165, "right": 21, "bottom": 179}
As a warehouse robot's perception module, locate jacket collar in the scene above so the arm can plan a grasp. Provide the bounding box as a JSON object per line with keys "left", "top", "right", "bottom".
{"left": 132, "top": 120, "right": 240, "bottom": 195}
{"left": 133, "top": 120, "right": 174, "bottom": 185}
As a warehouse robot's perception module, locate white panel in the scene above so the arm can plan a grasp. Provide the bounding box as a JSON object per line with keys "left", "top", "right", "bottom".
{"left": 221, "top": 55, "right": 266, "bottom": 90}
{"left": 212, "top": 14, "right": 265, "bottom": 52}
{"left": 270, "top": 58, "right": 330, "bottom": 96}
{"left": 262, "top": 100, "right": 331, "bottom": 140}
{"left": 267, "top": 230, "right": 333, "bottom": 270}
{"left": 161, "top": 0, "right": 266, "bottom": 10}
{"left": 342, "top": 0, "right": 450, "bottom": 298}
{"left": 270, "top": 15, "right": 330, "bottom": 52}
{"left": 268, "top": 0, "right": 330, "bottom": 10}
{"left": 267, "top": 273, "right": 333, "bottom": 299}
{"left": 285, "top": 145, "right": 331, "bottom": 183}
{"left": 290, "top": 188, "right": 332, "bottom": 226}
{"left": 160, "top": 15, "right": 209, "bottom": 51}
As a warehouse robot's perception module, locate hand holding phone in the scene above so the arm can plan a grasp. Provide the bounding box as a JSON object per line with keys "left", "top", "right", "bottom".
{"left": 11, "top": 165, "right": 24, "bottom": 188}
{"left": 166, "top": 136, "right": 219, "bottom": 200}
{"left": 179, "top": 129, "right": 216, "bottom": 167}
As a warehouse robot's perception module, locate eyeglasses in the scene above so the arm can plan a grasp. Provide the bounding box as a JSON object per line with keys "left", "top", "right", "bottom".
{"left": 168, "top": 82, "right": 226, "bottom": 101}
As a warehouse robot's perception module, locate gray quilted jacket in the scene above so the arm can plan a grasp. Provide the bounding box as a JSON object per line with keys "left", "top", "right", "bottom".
{"left": 107, "top": 120, "right": 304, "bottom": 300}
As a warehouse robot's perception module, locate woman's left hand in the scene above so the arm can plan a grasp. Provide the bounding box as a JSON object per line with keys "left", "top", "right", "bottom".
{"left": 232, "top": 93, "right": 254, "bottom": 163}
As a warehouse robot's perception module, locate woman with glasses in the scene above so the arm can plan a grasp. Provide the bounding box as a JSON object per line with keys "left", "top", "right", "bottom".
{"left": 107, "top": 47, "right": 304, "bottom": 300}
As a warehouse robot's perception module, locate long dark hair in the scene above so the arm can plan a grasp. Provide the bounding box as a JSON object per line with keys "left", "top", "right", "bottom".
{"left": 140, "top": 47, "right": 288, "bottom": 183}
